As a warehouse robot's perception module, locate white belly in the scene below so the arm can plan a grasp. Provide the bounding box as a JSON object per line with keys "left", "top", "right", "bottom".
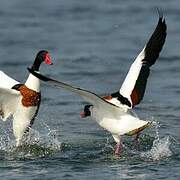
{"left": 91, "top": 107, "right": 148, "bottom": 136}
{"left": 13, "top": 101, "right": 38, "bottom": 146}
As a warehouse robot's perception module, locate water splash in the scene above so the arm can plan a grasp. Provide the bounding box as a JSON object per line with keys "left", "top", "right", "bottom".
{"left": 0, "top": 123, "right": 61, "bottom": 160}
{"left": 141, "top": 136, "right": 172, "bottom": 161}
{"left": 140, "top": 122, "right": 173, "bottom": 161}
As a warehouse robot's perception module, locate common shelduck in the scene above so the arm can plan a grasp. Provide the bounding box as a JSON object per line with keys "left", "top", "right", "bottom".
{"left": 28, "top": 13, "right": 166, "bottom": 155}
{"left": 0, "top": 50, "right": 53, "bottom": 146}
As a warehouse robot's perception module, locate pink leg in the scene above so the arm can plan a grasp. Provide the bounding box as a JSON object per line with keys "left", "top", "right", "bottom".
{"left": 133, "top": 133, "right": 140, "bottom": 149}
{"left": 114, "top": 142, "right": 122, "bottom": 156}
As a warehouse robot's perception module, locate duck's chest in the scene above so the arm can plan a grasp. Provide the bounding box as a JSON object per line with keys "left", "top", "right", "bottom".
{"left": 90, "top": 106, "right": 128, "bottom": 134}
{"left": 12, "top": 84, "right": 41, "bottom": 107}
{"left": 91, "top": 107, "right": 117, "bottom": 129}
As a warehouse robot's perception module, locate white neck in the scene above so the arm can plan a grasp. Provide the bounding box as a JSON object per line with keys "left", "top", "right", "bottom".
{"left": 25, "top": 72, "right": 40, "bottom": 92}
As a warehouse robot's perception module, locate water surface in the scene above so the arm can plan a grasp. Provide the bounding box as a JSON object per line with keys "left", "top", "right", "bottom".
{"left": 0, "top": 0, "right": 180, "bottom": 179}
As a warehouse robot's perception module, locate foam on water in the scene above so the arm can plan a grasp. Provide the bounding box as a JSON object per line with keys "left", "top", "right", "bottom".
{"left": 0, "top": 118, "right": 175, "bottom": 161}
{"left": 0, "top": 123, "right": 61, "bottom": 160}
{"left": 140, "top": 122, "right": 173, "bottom": 161}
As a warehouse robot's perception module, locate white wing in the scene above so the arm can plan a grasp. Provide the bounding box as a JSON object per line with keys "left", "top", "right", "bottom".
{"left": 28, "top": 68, "right": 123, "bottom": 113}
{"left": 0, "top": 87, "right": 21, "bottom": 121}
{"left": 0, "top": 71, "right": 20, "bottom": 89}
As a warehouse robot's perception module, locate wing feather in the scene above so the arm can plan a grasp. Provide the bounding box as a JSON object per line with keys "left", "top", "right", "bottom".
{"left": 27, "top": 68, "right": 123, "bottom": 113}
{"left": 119, "top": 13, "right": 167, "bottom": 108}
{"left": 0, "top": 87, "right": 21, "bottom": 121}
{"left": 0, "top": 71, "right": 20, "bottom": 89}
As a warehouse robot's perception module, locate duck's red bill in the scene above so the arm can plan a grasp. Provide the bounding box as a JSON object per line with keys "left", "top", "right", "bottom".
{"left": 80, "top": 111, "right": 86, "bottom": 118}
{"left": 45, "top": 53, "right": 53, "bottom": 65}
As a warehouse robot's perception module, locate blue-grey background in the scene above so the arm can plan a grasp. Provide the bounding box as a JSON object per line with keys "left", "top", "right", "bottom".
{"left": 0, "top": 0, "right": 180, "bottom": 179}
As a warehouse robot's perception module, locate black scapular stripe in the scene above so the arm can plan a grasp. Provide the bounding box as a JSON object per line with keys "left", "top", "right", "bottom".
{"left": 111, "top": 92, "right": 131, "bottom": 107}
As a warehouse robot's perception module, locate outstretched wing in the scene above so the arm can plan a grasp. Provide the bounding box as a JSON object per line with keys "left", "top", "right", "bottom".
{"left": 113, "top": 12, "right": 167, "bottom": 108}
{"left": 0, "top": 71, "right": 20, "bottom": 89}
{"left": 0, "top": 87, "right": 21, "bottom": 121}
{"left": 28, "top": 68, "right": 123, "bottom": 113}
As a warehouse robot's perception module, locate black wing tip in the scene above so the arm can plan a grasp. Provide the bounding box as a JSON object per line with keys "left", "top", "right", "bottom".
{"left": 155, "top": 8, "right": 167, "bottom": 33}
{"left": 27, "top": 67, "right": 50, "bottom": 82}
{"left": 156, "top": 9, "right": 167, "bottom": 33}
{"left": 157, "top": 8, "right": 163, "bottom": 19}
{"left": 143, "top": 9, "right": 167, "bottom": 67}
{"left": 157, "top": 8, "right": 166, "bottom": 24}
{"left": 158, "top": 9, "right": 167, "bottom": 32}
